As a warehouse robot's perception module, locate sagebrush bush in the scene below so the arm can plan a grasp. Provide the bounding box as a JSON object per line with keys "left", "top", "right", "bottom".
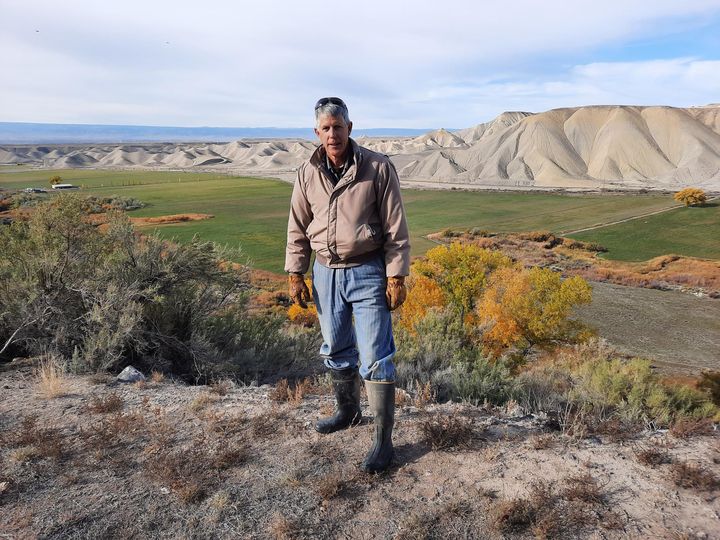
{"left": 0, "top": 194, "right": 316, "bottom": 383}
{"left": 513, "top": 340, "right": 720, "bottom": 427}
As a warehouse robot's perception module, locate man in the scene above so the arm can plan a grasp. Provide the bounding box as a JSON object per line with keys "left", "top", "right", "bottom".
{"left": 285, "top": 97, "right": 410, "bottom": 473}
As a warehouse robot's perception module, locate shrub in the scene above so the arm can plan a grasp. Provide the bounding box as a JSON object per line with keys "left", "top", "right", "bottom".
{"left": 0, "top": 194, "right": 311, "bottom": 383}
{"left": 451, "top": 356, "right": 516, "bottom": 406}
{"left": 478, "top": 266, "right": 592, "bottom": 357}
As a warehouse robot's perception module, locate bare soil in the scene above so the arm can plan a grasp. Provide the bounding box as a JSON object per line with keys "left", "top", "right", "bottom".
{"left": 574, "top": 281, "right": 720, "bottom": 375}
{"left": 1, "top": 364, "right": 718, "bottom": 539}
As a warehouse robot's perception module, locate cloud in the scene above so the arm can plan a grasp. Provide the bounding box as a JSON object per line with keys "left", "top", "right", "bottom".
{"left": 1, "top": 1, "right": 719, "bottom": 127}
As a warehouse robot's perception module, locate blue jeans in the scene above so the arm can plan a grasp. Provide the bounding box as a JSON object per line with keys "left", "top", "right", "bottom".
{"left": 312, "top": 255, "right": 396, "bottom": 381}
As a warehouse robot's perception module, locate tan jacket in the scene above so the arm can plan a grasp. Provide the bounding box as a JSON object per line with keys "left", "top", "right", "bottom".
{"left": 285, "top": 139, "right": 410, "bottom": 277}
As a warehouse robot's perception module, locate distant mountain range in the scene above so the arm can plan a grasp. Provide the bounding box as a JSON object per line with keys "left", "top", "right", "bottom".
{"left": 2, "top": 105, "right": 719, "bottom": 190}
{"left": 0, "top": 122, "right": 432, "bottom": 144}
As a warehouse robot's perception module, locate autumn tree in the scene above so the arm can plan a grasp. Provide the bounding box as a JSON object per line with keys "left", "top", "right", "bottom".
{"left": 397, "top": 274, "right": 446, "bottom": 335}
{"left": 412, "top": 242, "right": 512, "bottom": 324}
{"left": 477, "top": 266, "right": 592, "bottom": 357}
{"left": 49, "top": 175, "right": 63, "bottom": 185}
{"left": 674, "top": 187, "right": 707, "bottom": 207}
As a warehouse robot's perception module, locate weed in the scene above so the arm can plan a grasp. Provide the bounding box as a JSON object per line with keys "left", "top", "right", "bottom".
{"left": 268, "top": 513, "right": 300, "bottom": 540}
{"left": 149, "top": 370, "right": 165, "bottom": 383}
{"left": 314, "top": 470, "right": 348, "bottom": 502}
{"left": 419, "top": 413, "right": 474, "bottom": 450}
{"left": 210, "top": 379, "right": 231, "bottom": 396}
{"left": 250, "top": 410, "right": 287, "bottom": 439}
{"left": 414, "top": 380, "right": 435, "bottom": 409}
{"left": 34, "top": 355, "right": 68, "bottom": 398}
{"left": 9, "top": 415, "right": 64, "bottom": 460}
{"left": 635, "top": 445, "right": 673, "bottom": 468}
{"left": 86, "top": 392, "right": 125, "bottom": 414}
{"left": 669, "top": 417, "right": 715, "bottom": 439}
{"left": 269, "top": 379, "right": 290, "bottom": 402}
{"left": 670, "top": 461, "right": 720, "bottom": 491}
{"left": 144, "top": 439, "right": 215, "bottom": 504}
{"left": 190, "top": 392, "right": 217, "bottom": 412}
{"left": 529, "top": 434, "right": 556, "bottom": 450}
{"left": 212, "top": 441, "right": 249, "bottom": 470}
{"left": 395, "top": 388, "right": 411, "bottom": 407}
{"left": 562, "top": 472, "right": 606, "bottom": 504}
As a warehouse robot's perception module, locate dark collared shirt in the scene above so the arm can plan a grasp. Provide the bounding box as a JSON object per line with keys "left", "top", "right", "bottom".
{"left": 324, "top": 151, "right": 354, "bottom": 186}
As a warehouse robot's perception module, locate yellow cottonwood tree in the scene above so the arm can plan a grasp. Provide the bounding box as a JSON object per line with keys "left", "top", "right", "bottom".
{"left": 397, "top": 274, "right": 446, "bottom": 335}
{"left": 412, "top": 242, "right": 512, "bottom": 322}
{"left": 478, "top": 266, "right": 592, "bottom": 357}
{"left": 674, "top": 187, "right": 707, "bottom": 207}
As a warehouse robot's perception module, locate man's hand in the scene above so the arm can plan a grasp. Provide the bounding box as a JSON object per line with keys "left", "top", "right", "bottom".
{"left": 386, "top": 276, "right": 407, "bottom": 311}
{"left": 288, "top": 273, "right": 311, "bottom": 308}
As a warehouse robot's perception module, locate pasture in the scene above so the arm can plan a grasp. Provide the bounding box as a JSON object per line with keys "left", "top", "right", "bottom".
{"left": 1, "top": 168, "right": 716, "bottom": 272}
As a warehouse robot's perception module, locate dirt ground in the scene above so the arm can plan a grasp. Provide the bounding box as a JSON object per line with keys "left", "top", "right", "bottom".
{"left": 1, "top": 365, "right": 718, "bottom": 539}
{"left": 575, "top": 282, "right": 720, "bottom": 375}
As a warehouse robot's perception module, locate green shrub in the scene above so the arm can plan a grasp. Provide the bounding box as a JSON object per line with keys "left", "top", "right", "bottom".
{"left": 451, "top": 356, "right": 516, "bottom": 406}
{"left": 0, "top": 193, "right": 313, "bottom": 383}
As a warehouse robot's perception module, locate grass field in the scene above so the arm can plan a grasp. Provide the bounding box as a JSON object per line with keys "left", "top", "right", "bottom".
{"left": 570, "top": 202, "right": 720, "bottom": 261}
{"left": 1, "top": 168, "right": 715, "bottom": 272}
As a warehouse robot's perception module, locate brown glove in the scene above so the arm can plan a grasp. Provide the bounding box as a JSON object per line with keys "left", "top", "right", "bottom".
{"left": 386, "top": 276, "right": 407, "bottom": 311}
{"left": 288, "top": 273, "right": 311, "bottom": 308}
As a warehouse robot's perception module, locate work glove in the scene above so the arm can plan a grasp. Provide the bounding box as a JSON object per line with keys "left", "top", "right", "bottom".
{"left": 288, "top": 273, "right": 311, "bottom": 309}
{"left": 386, "top": 276, "right": 407, "bottom": 311}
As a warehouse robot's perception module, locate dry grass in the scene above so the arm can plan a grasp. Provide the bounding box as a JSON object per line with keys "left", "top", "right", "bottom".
{"left": 419, "top": 413, "right": 475, "bottom": 451}
{"left": 528, "top": 434, "right": 556, "bottom": 450}
{"left": 8, "top": 415, "right": 65, "bottom": 461}
{"left": 395, "top": 498, "right": 473, "bottom": 540}
{"left": 189, "top": 392, "right": 218, "bottom": 412}
{"left": 635, "top": 445, "right": 673, "bottom": 468}
{"left": 34, "top": 355, "right": 68, "bottom": 398}
{"left": 210, "top": 379, "right": 231, "bottom": 396}
{"left": 268, "top": 513, "right": 300, "bottom": 540}
{"left": 669, "top": 417, "right": 715, "bottom": 439}
{"left": 269, "top": 378, "right": 314, "bottom": 405}
{"left": 150, "top": 370, "right": 165, "bottom": 384}
{"left": 489, "top": 474, "right": 623, "bottom": 538}
{"left": 670, "top": 461, "right": 720, "bottom": 491}
{"left": 86, "top": 392, "right": 125, "bottom": 414}
{"left": 413, "top": 381, "right": 435, "bottom": 409}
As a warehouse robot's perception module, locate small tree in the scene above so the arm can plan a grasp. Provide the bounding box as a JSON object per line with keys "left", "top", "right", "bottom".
{"left": 477, "top": 266, "right": 592, "bottom": 357}
{"left": 49, "top": 175, "right": 63, "bottom": 186}
{"left": 674, "top": 187, "right": 707, "bottom": 207}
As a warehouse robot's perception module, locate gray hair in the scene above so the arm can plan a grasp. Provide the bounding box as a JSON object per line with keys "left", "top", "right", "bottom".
{"left": 314, "top": 102, "right": 351, "bottom": 128}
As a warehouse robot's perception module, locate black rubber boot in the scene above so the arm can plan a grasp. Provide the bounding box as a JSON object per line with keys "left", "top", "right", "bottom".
{"left": 361, "top": 380, "right": 395, "bottom": 473}
{"left": 315, "top": 367, "right": 362, "bottom": 434}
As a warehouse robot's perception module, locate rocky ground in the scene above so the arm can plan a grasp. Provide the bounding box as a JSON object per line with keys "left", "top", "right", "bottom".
{"left": 1, "top": 362, "right": 719, "bottom": 539}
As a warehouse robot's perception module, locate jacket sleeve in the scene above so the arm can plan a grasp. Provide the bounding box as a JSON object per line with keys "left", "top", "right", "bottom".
{"left": 284, "top": 170, "right": 313, "bottom": 274}
{"left": 378, "top": 159, "right": 411, "bottom": 277}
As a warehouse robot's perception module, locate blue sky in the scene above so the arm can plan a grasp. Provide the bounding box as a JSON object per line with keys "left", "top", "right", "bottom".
{"left": 1, "top": 0, "right": 719, "bottom": 129}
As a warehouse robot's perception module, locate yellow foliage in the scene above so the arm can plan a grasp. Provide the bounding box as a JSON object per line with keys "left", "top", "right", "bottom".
{"left": 413, "top": 242, "right": 512, "bottom": 317}
{"left": 478, "top": 266, "right": 592, "bottom": 356}
{"left": 287, "top": 303, "right": 318, "bottom": 327}
{"left": 397, "top": 274, "right": 446, "bottom": 334}
{"left": 673, "top": 187, "right": 707, "bottom": 207}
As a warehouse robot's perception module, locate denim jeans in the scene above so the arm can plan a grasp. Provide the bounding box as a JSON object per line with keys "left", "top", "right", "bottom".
{"left": 312, "top": 255, "right": 396, "bottom": 381}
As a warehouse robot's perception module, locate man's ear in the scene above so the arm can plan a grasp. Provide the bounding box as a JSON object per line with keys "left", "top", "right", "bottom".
{"left": 314, "top": 127, "right": 320, "bottom": 139}
{"left": 347, "top": 122, "right": 353, "bottom": 136}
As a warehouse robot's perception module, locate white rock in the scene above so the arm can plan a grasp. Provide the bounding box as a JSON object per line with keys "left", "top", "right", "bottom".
{"left": 117, "top": 366, "right": 146, "bottom": 383}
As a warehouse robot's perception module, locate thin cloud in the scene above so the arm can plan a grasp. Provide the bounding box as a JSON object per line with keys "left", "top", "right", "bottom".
{"left": 1, "top": 1, "right": 719, "bottom": 127}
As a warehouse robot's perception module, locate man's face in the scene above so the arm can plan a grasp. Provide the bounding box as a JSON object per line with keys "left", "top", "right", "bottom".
{"left": 315, "top": 114, "right": 352, "bottom": 167}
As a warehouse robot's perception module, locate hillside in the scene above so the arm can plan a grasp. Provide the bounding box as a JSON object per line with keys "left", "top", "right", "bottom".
{"left": 1, "top": 363, "right": 719, "bottom": 539}
{"left": 2, "top": 105, "right": 720, "bottom": 191}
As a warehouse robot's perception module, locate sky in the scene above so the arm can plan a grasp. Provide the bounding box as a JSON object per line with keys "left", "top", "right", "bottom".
{"left": 2, "top": 0, "right": 720, "bottom": 129}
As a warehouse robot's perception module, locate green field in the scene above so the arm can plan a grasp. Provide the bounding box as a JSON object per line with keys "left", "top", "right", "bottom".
{"left": 570, "top": 202, "right": 720, "bottom": 261}
{"left": 1, "top": 168, "right": 716, "bottom": 272}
